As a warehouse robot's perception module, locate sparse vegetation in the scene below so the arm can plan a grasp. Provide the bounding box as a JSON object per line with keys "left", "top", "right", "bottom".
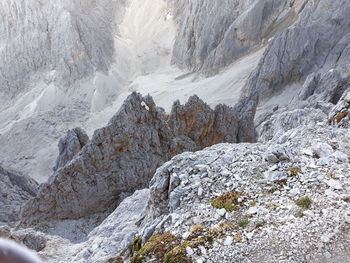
{"left": 335, "top": 111, "right": 348, "bottom": 123}
{"left": 295, "top": 211, "right": 305, "bottom": 218}
{"left": 108, "top": 256, "right": 124, "bottom": 263}
{"left": 129, "top": 232, "right": 192, "bottom": 263}
{"left": 238, "top": 219, "right": 249, "bottom": 228}
{"left": 296, "top": 196, "right": 312, "bottom": 209}
{"left": 131, "top": 237, "right": 142, "bottom": 255}
{"left": 286, "top": 168, "right": 302, "bottom": 177}
{"left": 255, "top": 222, "right": 265, "bottom": 229}
{"left": 211, "top": 192, "right": 243, "bottom": 211}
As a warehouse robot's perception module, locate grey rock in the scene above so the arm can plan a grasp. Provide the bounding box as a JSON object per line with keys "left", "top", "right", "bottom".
{"left": 168, "top": 0, "right": 292, "bottom": 76}
{"left": 21, "top": 93, "right": 240, "bottom": 225}
{"left": 169, "top": 96, "right": 239, "bottom": 148}
{"left": 72, "top": 189, "right": 150, "bottom": 263}
{"left": 237, "top": 0, "right": 350, "bottom": 135}
{"left": 329, "top": 87, "right": 350, "bottom": 127}
{"left": 298, "top": 73, "right": 319, "bottom": 101}
{"left": 0, "top": 166, "right": 38, "bottom": 225}
{"left": 136, "top": 124, "right": 350, "bottom": 263}
{"left": 0, "top": 0, "right": 126, "bottom": 100}
{"left": 258, "top": 108, "right": 327, "bottom": 142}
{"left": 53, "top": 128, "right": 89, "bottom": 171}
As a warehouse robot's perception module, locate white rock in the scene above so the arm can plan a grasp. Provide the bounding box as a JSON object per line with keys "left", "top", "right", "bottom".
{"left": 325, "top": 179, "right": 343, "bottom": 190}
{"left": 182, "top": 231, "right": 191, "bottom": 240}
{"left": 312, "top": 143, "right": 333, "bottom": 158}
{"left": 246, "top": 207, "right": 258, "bottom": 215}
{"left": 198, "top": 187, "right": 203, "bottom": 197}
{"left": 217, "top": 209, "right": 226, "bottom": 217}
{"left": 186, "top": 246, "right": 194, "bottom": 256}
{"left": 224, "top": 236, "right": 234, "bottom": 246}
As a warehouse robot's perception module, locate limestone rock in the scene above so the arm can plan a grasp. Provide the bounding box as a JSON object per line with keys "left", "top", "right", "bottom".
{"left": 72, "top": 189, "right": 150, "bottom": 263}
{"left": 258, "top": 108, "right": 327, "bottom": 142}
{"left": 237, "top": 0, "right": 350, "bottom": 135}
{"left": 0, "top": 166, "right": 38, "bottom": 225}
{"left": 329, "top": 87, "right": 350, "bottom": 127}
{"left": 0, "top": 0, "right": 126, "bottom": 101}
{"left": 168, "top": 0, "right": 293, "bottom": 75}
{"left": 53, "top": 128, "right": 89, "bottom": 171}
{"left": 169, "top": 95, "right": 239, "bottom": 148}
{"left": 138, "top": 123, "right": 350, "bottom": 262}
{"left": 21, "top": 93, "right": 240, "bottom": 225}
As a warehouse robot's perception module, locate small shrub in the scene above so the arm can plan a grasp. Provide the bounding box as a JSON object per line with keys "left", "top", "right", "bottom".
{"left": 286, "top": 168, "right": 301, "bottom": 177}
{"left": 335, "top": 112, "right": 348, "bottom": 123}
{"left": 238, "top": 219, "right": 249, "bottom": 228}
{"left": 130, "top": 254, "right": 144, "bottom": 263}
{"left": 295, "top": 211, "right": 305, "bottom": 218}
{"left": 211, "top": 192, "right": 242, "bottom": 212}
{"left": 192, "top": 225, "right": 204, "bottom": 232}
{"left": 164, "top": 252, "right": 192, "bottom": 263}
{"left": 255, "top": 222, "right": 265, "bottom": 229}
{"left": 131, "top": 237, "right": 142, "bottom": 255}
{"left": 296, "top": 196, "right": 312, "bottom": 209}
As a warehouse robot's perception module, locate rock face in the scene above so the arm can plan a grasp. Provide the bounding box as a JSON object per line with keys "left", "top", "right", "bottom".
{"left": 0, "top": 166, "right": 38, "bottom": 225}
{"left": 168, "top": 0, "right": 293, "bottom": 75}
{"left": 72, "top": 189, "right": 150, "bottom": 263}
{"left": 169, "top": 96, "right": 239, "bottom": 148}
{"left": 21, "top": 93, "right": 241, "bottom": 225}
{"left": 53, "top": 128, "right": 89, "bottom": 171}
{"left": 0, "top": 0, "right": 125, "bottom": 101}
{"left": 230, "top": 0, "right": 350, "bottom": 143}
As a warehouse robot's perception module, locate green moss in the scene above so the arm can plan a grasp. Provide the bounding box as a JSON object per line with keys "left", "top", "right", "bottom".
{"left": 296, "top": 196, "right": 312, "bottom": 209}
{"left": 139, "top": 232, "right": 179, "bottom": 260}
{"left": 130, "top": 232, "right": 191, "bottom": 263}
{"left": 211, "top": 192, "right": 242, "bottom": 212}
{"left": 130, "top": 254, "right": 145, "bottom": 263}
{"left": 238, "top": 219, "right": 249, "bottom": 228}
{"left": 131, "top": 237, "right": 142, "bottom": 255}
{"left": 164, "top": 252, "right": 192, "bottom": 263}
{"left": 295, "top": 211, "right": 305, "bottom": 218}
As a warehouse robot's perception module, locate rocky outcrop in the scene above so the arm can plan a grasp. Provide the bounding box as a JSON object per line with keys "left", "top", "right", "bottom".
{"left": 169, "top": 96, "right": 239, "bottom": 148}
{"left": 258, "top": 108, "right": 327, "bottom": 142}
{"left": 235, "top": 0, "right": 350, "bottom": 141}
{"left": 21, "top": 93, "right": 241, "bottom": 225}
{"left": 328, "top": 88, "right": 350, "bottom": 128}
{"left": 0, "top": 166, "right": 38, "bottom": 226}
{"left": 53, "top": 128, "right": 89, "bottom": 171}
{"left": 168, "top": 0, "right": 294, "bottom": 75}
{"left": 135, "top": 123, "right": 350, "bottom": 262}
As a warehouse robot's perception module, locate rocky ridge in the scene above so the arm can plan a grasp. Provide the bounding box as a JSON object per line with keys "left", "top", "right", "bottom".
{"left": 21, "top": 92, "right": 242, "bottom": 226}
